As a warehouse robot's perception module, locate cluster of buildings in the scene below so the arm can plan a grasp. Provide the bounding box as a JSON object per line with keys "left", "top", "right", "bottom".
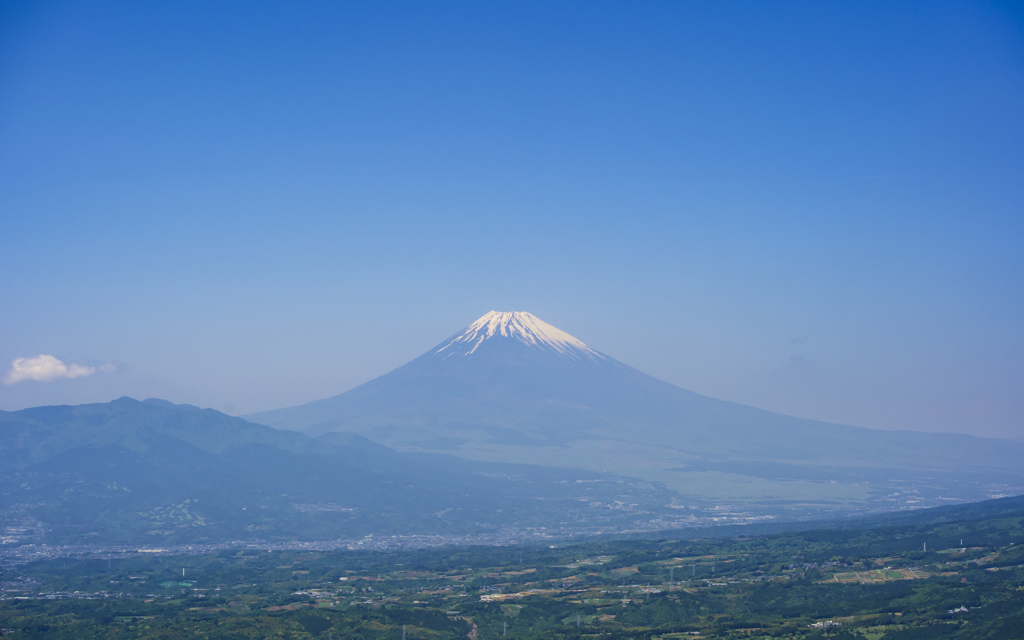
{"left": 808, "top": 620, "right": 842, "bottom": 629}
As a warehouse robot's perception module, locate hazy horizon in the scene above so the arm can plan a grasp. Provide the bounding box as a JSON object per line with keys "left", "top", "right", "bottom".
{"left": 2, "top": 1, "right": 1023, "bottom": 441}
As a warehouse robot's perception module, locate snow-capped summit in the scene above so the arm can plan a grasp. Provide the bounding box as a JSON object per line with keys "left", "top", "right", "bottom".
{"left": 434, "top": 311, "right": 606, "bottom": 361}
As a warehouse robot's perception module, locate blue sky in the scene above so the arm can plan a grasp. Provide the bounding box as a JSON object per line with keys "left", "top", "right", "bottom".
{"left": 1, "top": 1, "right": 1022, "bottom": 439}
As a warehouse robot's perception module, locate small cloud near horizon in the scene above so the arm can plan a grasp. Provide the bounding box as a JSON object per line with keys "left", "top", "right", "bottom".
{"left": 3, "top": 355, "right": 113, "bottom": 384}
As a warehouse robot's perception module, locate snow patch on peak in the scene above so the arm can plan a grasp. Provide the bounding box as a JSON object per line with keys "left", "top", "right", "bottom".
{"left": 435, "top": 311, "right": 606, "bottom": 361}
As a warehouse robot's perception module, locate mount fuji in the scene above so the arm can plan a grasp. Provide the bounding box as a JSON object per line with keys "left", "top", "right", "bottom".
{"left": 248, "top": 312, "right": 1024, "bottom": 510}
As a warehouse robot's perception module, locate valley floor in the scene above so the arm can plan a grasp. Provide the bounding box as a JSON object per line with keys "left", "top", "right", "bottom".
{"left": 2, "top": 509, "right": 1023, "bottom": 639}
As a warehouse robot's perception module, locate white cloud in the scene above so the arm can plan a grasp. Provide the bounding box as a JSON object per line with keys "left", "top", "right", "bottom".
{"left": 3, "top": 355, "right": 97, "bottom": 384}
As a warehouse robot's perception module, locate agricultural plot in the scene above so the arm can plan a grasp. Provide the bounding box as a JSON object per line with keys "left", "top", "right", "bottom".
{"left": 829, "top": 568, "right": 928, "bottom": 584}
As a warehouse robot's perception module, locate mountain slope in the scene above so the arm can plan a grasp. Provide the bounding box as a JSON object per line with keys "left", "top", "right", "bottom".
{"left": 0, "top": 397, "right": 688, "bottom": 545}
{"left": 248, "top": 311, "right": 1024, "bottom": 469}
{"left": 246, "top": 311, "right": 1024, "bottom": 511}
{"left": 0, "top": 396, "right": 314, "bottom": 471}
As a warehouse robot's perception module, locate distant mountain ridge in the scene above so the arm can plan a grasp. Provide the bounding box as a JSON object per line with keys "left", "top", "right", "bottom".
{"left": 0, "top": 397, "right": 687, "bottom": 545}
{"left": 0, "top": 396, "right": 314, "bottom": 471}
{"left": 247, "top": 311, "right": 1024, "bottom": 468}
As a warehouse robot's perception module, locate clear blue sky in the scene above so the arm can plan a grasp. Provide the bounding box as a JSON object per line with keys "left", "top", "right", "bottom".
{"left": 2, "top": 1, "right": 1022, "bottom": 439}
